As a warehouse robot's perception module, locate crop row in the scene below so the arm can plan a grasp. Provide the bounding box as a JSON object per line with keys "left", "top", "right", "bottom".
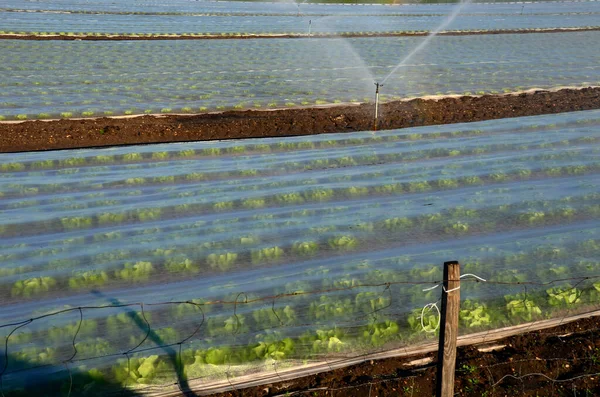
{"left": 2, "top": 157, "right": 598, "bottom": 238}
{"left": 1, "top": 137, "right": 597, "bottom": 204}
{"left": 4, "top": 25, "right": 598, "bottom": 38}
{"left": 0, "top": 158, "right": 597, "bottom": 255}
{"left": 6, "top": 232, "right": 600, "bottom": 343}
{"left": 2, "top": 119, "right": 597, "bottom": 173}
{"left": 4, "top": 273, "right": 600, "bottom": 393}
{"left": 1, "top": 33, "right": 598, "bottom": 119}
{"left": 2, "top": 81, "right": 598, "bottom": 121}
{"left": 2, "top": 176, "right": 596, "bottom": 286}
{"left": 2, "top": 192, "right": 598, "bottom": 302}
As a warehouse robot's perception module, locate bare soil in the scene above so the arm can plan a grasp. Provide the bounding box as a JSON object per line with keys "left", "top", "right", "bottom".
{"left": 2, "top": 27, "right": 599, "bottom": 41}
{"left": 205, "top": 316, "right": 600, "bottom": 397}
{"left": 1, "top": 86, "right": 600, "bottom": 153}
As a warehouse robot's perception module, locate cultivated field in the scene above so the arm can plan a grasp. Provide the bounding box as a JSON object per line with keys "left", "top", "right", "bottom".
{"left": 1, "top": 1, "right": 599, "bottom": 395}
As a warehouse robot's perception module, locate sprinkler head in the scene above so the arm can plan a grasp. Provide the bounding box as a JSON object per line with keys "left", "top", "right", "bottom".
{"left": 374, "top": 82, "right": 383, "bottom": 94}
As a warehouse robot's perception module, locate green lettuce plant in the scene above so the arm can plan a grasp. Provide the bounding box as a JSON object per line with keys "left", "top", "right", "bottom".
{"left": 123, "top": 153, "right": 143, "bottom": 161}
{"left": 505, "top": 294, "right": 542, "bottom": 322}
{"left": 374, "top": 183, "right": 401, "bottom": 194}
{"left": 115, "top": 261, "right": 154, "bottom": 282}
{"left": 362, "top": 320, "right": 400, "bottom": 346}
{"left": 344, "top": 186, "right": 369, "bottom": 197}
{"left": 445, "top": 221, "right": 469, "bottom": 235}
{"left": 242, "top": 198, "right": 265, "bottom": 209}
{"left": 252, "top": 337, "right": 295, "bottom": 360}
{"left": 239, "top": 235, "right": 259, "bottom": 245}
{"left": 97, "top": 212, "right": 126, "bottom": 225}
{"left": 68, "top": 270, "right": 109, "bottom": 289}
{"left": 309, "top": 295, "right": 353, "bottom": 320}
{"left": 407, "top": 181, "right": 431, "bottom": 192}
{"left": 328, "top": 235, "right": 357, "bottom": 251}
{"left": 292, "top": 241, "right": 318, "bottom": 257}
{"left": 125, "top": 177, "right": 145, "bottom": 185}
{"left": 304, "top": 188, "right": 334, "bottom": 202}
{"left": 13, "top": 346, "right": 56, "bottom": 365}
{"left": 165, "top": 256, "right": 199, "bottom": 273}
{"left": 252, "top": 305, "right": 297, "bottom": 327}
{"left": 299, "top": 328, "right": 346, "bottom": 354}
{"left": 383, "top": 217, "right": 412, "bottom": 232}
{"left": 251, "top": 247, "right": 284, "bottom": 264}
{"left": 136, "top": 208, "right": 162, "bottom": 222}
{"left": 48, "top": 319, "right": 98, "bottom": 342}
{"left": 0, "top": 162, "right": 26, "bottom": 172}
{"left": 11, "top": 276, "right": 57, "bottom": 297}
{"left": 30, "top": 159, "right": 55, "bottom": 169}
{"left": 459, "top": 300, "right": 492, "bottom": 328}
{"left": 61, "top": 216, "right": 92, "bottom": 230}
{"left": 153, "top": 175, "right": 175, "bottom": 183}
{"left": 213, "top": 201, "right": 233, "bottom": 211}
{"left": 355, "top": 292, "right": 391, "bottom": 313}
{"left": 151, "top": 152, "right": 169, "bottom": 160}
{"left": 275, "top": 192, "right": 304, "bottom": 204}
{"left": 546, "top": 285, "right": 581, "bottom": 306}
{"left": 113, "top": 355, "right": 171, "bottom": 385}
{"left": 93, "top": 231, "right": 122, "bottom": 242}
{"left": 206, "top": 252, "right": 237, "bottom": 271}
{"left": 407, "top": 307, "right": 439, "bottom": 334}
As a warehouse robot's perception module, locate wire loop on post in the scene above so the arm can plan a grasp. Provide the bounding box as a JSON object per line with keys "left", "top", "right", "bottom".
{"left": 422, "top": 272, "right": 487, "bottom": 293}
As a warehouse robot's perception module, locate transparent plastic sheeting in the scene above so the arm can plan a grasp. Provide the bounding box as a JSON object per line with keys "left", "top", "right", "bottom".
{"left": 1, "top": 0, "right": 598, "bottom": 16}
{"left": 2, "top": 12, "right": 598, "bottom": 35}
{"left": 0, "top": 110, "right": 599, "bottom": 395}
{"left": 1, "top": 31, "right": 600, "bottom": 119}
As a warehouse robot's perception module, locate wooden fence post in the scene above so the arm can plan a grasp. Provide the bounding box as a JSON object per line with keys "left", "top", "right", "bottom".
{"left": 436, "top": 261, "right": 460, "bottom": 397}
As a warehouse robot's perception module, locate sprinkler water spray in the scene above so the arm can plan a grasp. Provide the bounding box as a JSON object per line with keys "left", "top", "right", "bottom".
{"left": 373, "top": 82, "right": 383, "bottom": 131}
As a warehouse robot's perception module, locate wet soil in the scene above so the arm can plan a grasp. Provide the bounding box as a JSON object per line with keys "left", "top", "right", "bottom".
{"left": 2, "top": 27, "right": 599, "bottom": 41}
{"left": 206, "top": 316, "right": 600, "bottom": 397}
{"left": 1, "top": 86, "right": 599, "bottom": 153}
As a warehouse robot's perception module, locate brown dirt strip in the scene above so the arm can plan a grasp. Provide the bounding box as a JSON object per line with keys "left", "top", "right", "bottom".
{"left": 1, "top": 86, "right": 599, "bottom": 153}
{"left": 1, "top": 26, "right": 599, "bottom": 41}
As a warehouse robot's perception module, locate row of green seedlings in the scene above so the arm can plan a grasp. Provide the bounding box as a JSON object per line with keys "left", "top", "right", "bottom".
{"left": 2, "top": 157, "right": 597, "bottom": 239}
{"left": 2, "top": 77, "right": 594, "bottom": 121}
{"left": 462, "top": 241, "right": 600, "bottom": 287}
{"left": 14, "top": 10, "right": 518, "bottom": 17}
{"left": 1, "top": 170, "right": 596, "bottom": 256}
{"left": 0, "top": 188, "right": 537, "bottom": 276}
{"left": 0, "top": 99, "right": 340, "bottom": 121}
{"left": 7, "top": 26, "right": 593, "bottom": 39}
{"left": 2, "top": 135, "right": 596, "bottom": 202}
{"left": 2, "top": 143, "right": 596, "bottom": 202}
{"left": 0, "top": 54, "right": 594, "bottom": 89}
{"left": 6, "top": 278, "right": 600, "bottom": 393}
{"left": 4, "top": 193, "right": 598, "bottom": 301}
{"left": 1, "top": 179, "right": 597, "bottom": 264}
{"left": 0, "top": 11, "right": 537, "bottom": 17}
{"left": 79, "top": 235, "right": 600, "bottom": 298}
{"left": 11, "top": 220, "right": 600, "bottom": 296}
{"left": 1, "top": 143, "right": 595, "bottom": 216}
{"left": 9, "top": 238, "right": 600, "bottom": 353}
{"left": 2, "top": 192, "right": 596, "bottom": 293}
{"left": 1, "top": 153, "right": 582, "bottom": 211}
{"left": 0, "top": 126, "right": 507, "bottom": 171}
{"left": 4, "top": 231, "right": 599, "bottom": 322}
{"left": 0, "top": 11, "right": 392, "bottom": 17}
